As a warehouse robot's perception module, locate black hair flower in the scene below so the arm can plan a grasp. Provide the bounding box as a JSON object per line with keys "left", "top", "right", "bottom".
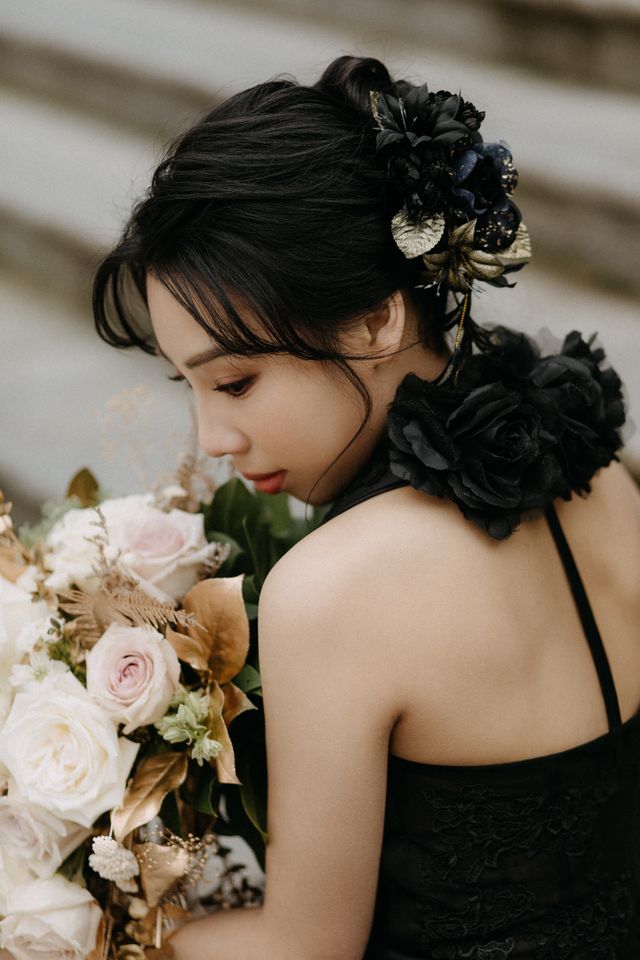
{"left": 386, "top": 327, "right": 627, "bottom": 539}
{"left": 370, "top": 83, "right": 532, "bottom": 292}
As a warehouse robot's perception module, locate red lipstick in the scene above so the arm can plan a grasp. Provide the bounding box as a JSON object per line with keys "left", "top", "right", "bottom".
{"left": 240, "top": 470, "right": 287, "bottom": 494}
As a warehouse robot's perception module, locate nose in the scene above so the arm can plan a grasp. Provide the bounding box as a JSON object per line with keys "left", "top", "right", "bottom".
{"left": 197, "top": 416, "right": 249, "bottom": 461}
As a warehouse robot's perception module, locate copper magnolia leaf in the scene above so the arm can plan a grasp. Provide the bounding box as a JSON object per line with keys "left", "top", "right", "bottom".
{"left": 111, "top": 752, "right": 188, "bottom": 843}
{"left": 165, "top": 625, "right": 209, "bottom": 674}
{"left": 221, "top": 680, "right": 257, "bottom": 727}
{"left": 66, "top": 467, "right": 100, "bottom": 507}
{"left": 0, "top": 545, "right": 27, "bottom": 583}
{"left": 134, "top": 842, "right": 190, "bottom": 908}
{"left": 208, "top": 680, "right": 241, "bottom": 785}
{"left": 181, "top": 575, "right": 249, "bottom": 683}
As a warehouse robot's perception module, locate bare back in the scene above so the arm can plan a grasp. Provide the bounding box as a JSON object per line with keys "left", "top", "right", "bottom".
{"left": 318, "top": 459, "right": 640, "bottom": 766}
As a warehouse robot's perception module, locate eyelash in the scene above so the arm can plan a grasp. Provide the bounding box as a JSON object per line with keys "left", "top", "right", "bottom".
{"left": 167, "top": 373, "right": 254, "bottom": 398}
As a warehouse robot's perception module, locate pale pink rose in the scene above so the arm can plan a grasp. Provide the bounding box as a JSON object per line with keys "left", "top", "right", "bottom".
{"left": 44, "top": 494, "right": 216, "bottom": 601}
{"left": 85, "top": 623, "right": 180, "bottom": 735}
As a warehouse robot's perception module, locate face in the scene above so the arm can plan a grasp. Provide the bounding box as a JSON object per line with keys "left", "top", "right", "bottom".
{"left": 146, "top": 274, "right": 397, "bottom": 505}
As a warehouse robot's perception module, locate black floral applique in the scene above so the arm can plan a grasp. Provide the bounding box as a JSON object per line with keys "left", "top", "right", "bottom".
{"left": 404, "top": 772, "right": 634, "bottom": 959}
{"left": 386, "top": 325, "right": 627, "bottom": 540}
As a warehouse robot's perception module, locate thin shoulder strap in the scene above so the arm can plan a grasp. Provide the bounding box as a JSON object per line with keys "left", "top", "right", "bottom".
{"left": 544, "top": 501, "right": 622, "bottom": 731}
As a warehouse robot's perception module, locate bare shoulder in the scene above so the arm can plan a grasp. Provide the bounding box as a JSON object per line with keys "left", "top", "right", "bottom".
{"left": 261, "top": 485, "right": 483, "bottom": 646}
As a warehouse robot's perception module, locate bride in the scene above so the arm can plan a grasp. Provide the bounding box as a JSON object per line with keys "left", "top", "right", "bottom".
{"left": 92, "top": 55, "right": 640, "bottom": 960}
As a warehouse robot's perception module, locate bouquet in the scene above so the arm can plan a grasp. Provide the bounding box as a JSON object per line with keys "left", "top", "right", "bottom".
{"left": 0, "top": 460, "right": 322, "bottom": 958}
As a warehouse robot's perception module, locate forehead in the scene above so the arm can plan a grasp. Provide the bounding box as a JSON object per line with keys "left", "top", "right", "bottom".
{"left": 145, "top": 273, "right": 219, "bottom": 365}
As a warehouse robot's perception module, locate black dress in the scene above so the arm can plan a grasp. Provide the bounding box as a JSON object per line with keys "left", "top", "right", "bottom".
{"left": 320, "top": 439, "right": 640, "bottom": 960}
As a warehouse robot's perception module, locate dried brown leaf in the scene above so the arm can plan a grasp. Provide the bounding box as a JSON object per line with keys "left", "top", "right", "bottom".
{"left": 180, "top": 575, "right": 249, "bottom": 683}
{"left": 66, "top": 467, "right": 100, "bottom": 507}
{"left": 0, "top": 545, "right": 27, "bottom": 583}
{"left": 165, "top": 625, "right": 209, "bottom": 675}
{"left": 208, "top": 680, "right": 241, "bottom": 785}
{"left": 221, "top": 680, "right": 257, "bottom": 727}
{"left": 134, "top": 843, "right": 190, "bottom": 908}
{"left": 112, "top": 752, "right": 188, "bottom": 843}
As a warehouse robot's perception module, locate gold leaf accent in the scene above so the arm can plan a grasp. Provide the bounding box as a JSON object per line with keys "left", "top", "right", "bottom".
{"left": 221, "top": 680, "right": 258, "bottom": 727}
{"left": 208, "top": 680, "right": 241, "bottom": 784}
{"left": 177, "top": 575, "right": 250, "bottom": 684}
{"left": 495, "top": 221, "right": 532, "bottom": 268}
{"left": 134, "top": 843, "right": 190, "bottom": 908}
{"left": 66, "top": 467, "right": 100, "bottom": 507}
{"left": 391, "top": 209, "right": 446, "bottom": 259}
{"left": 111, "top": 752, "right": 188, "bottom": 843}
{"left": 164, "top": 625, "right": 209, "bottom": 675}
{"left": 420, "top": 219, "right": 531, "bottom": 293}
{"left": 58, "top": 578, "right": 196, "bottom": 650}
{"left": 0, "top": 545, "right": 27, "bottom": 583}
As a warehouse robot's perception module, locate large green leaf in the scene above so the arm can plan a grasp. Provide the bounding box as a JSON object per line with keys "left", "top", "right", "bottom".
{"left": 232, "top": 663, "right": 263, "bottom": 697}
{"left": 194, "top": 765, "right": 218, "bottom": 817}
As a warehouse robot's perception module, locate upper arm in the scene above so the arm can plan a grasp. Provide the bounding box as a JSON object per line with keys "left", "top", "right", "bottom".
{"left": 255, "top": 540, "right": 400, "bottom": 960}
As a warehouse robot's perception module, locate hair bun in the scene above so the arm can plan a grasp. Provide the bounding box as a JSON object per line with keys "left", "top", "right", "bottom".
{"left": 314, "top": 55, "right": 396, "bottom": 115}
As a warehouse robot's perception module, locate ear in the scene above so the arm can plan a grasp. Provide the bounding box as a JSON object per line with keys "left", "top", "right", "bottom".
{"left": 357, "top": 290, "right": 407, "bottom": 367}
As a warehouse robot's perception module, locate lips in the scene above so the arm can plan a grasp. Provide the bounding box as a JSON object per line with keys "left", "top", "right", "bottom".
{"left": 240, "top": 470, "right": 283, "bottom": 481}
{"left": 241, "top": 470, "right": 287, "bottom": 494}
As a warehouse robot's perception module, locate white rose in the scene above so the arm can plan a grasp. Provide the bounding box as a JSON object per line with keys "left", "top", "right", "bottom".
{"left": 43, "top": 494, "right": 216, "bottom": 601}
{"left": 86, "top": 622, "right": 181, "bottom": 734}
{"left": 0, "top": 849, "right": 32, "bottom": 917}
{"left": 0, "top": 577, "right": 51, "bottom": 727}
{"left": 0, "top": 874, "right": 101, "bottom": 960}
{"left": 0, "top": 780, "right": 90, "bottom": 879}
{"left": 0, "top": 670, "right": 139, "bottom": 828}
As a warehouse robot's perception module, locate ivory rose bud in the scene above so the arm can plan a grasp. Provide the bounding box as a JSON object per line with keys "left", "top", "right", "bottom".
{"left": 43, "top": 494, "right": 217, "bottom": 601}
{"left": 86, "top": 623, "right": 181, "bottom": 734}
{"left": 0, "top": 874, "right": 102, "bottom": 960}
{"left": 0, "top": 781, "right": 91, "bottom": 879}
{"left": 0, "top": 670, "right": 139, "bottom": 828}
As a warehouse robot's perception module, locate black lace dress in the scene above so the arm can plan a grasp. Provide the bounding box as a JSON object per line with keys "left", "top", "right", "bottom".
{"left": 320, "top": 440, "right": 640, "bottom": 960}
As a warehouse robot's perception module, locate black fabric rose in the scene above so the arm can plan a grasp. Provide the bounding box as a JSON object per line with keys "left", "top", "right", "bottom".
{"left": 385, "top": 326, "right": 627, "bottom": 540}
{"left": 387, "top": 376, "right": 556, "bottom": 539}
{"left": 528, "top": 332, "right": 626, "bottom": 494}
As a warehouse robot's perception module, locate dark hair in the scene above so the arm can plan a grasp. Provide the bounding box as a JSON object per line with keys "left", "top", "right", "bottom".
{"left": 92, "top": 55, "right": 451, "bottom": 507}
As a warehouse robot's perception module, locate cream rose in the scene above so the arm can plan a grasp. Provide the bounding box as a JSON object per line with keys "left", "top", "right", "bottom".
{"left": 0, "top": 670, "right": 139, "bottom": 828}
{"left": 0, "top": 780, "right": 90, "bottom": 879}
{"left": 0, "top": 874, "right": 102, "bottom": 960}
{"left": 86, "top": 622, "right": 181, "bottom": 734}
{"left": 0, "top": 577, "right": 51, "bottom": 727}
{"left": 43, "top": 494, "right": 217, "bottom": 601}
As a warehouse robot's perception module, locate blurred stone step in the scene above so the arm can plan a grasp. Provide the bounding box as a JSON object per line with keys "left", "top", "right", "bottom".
{"left": 1, "top": 0, "right": 639, "bottom": 299}
{"left": 229, "top": 0, "right": 640, "bottom": 96}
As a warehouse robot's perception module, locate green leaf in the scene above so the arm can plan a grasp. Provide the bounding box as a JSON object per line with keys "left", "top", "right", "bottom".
{"left": 254, "top": 490, "right": 293, "bottom": 536}
{"left": 194, "top": 765, "right": 218, "bottom": 816}
{"left": 58, "top": 842, "right": 87, "bottom": 884}
{"left": 242, "top": 574, "right": 261, "bottom": 607}
{"left": 232, "top": 663, "right": 263, "bottom": 697}
{"left": 205, "top": 530, "right": 248, "bottom": 577}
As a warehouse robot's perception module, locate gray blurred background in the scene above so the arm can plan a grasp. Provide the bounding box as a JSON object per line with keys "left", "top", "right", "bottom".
{"left": 2, "top": 0, "right": 639, "bottom": 525}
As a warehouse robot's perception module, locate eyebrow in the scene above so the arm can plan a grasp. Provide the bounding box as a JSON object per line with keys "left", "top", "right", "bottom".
{"left": 155, "top": 344, "right": 228, "bottom": 368}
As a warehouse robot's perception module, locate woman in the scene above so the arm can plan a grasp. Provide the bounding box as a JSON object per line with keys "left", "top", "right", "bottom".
{"left": 93, "top": 55, "right": 640, "bottom": 959}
